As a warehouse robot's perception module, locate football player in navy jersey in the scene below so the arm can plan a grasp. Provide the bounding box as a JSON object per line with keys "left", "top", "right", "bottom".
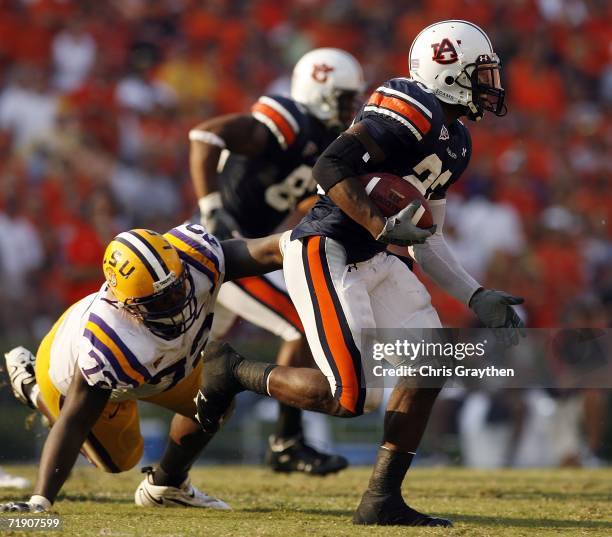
{"left": 188, "top": 48, "right": 365, "bottom": 475}
{"left": 196, "top": 20, "right": 524, "bottom": 526}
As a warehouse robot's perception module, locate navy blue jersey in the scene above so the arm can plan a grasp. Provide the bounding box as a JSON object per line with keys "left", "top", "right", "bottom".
{"left": 292, "top": 78, "right": 472, "bottom": 263}
{"left": 218, "top": 95, "right": 337, "bottom": 238}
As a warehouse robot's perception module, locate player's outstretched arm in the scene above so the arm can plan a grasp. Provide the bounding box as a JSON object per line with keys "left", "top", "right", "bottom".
{"left": 32, "top": 372, "right": 109, "bottom": 508}
{"left": 412, "top": 198, "right": 524, "bottom": 345}
{"left": 190, "top": 114, "right": 270, "bottom": 234}
{"left": 221, "top": 233, "right": 284, "bottom": 282}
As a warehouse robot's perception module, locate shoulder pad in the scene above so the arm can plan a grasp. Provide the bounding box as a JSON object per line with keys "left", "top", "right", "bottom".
{"left": 251, "top": 95, "right": 305, "bottom": 150}
{"left": 363, "top": 78, "right": 442, "bottom": 142}
{"left": 164, "top": 224, "right": 225, "bottom": 287}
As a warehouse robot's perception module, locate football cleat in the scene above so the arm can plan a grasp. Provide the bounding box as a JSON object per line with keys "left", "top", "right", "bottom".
{"left": 266, "top": 435, "right": 349, "bottom": 476}
{"left": 135, "top": 467, "right": 230, "bottom": 509}
{"left": 194, "top": 342, "right": 244, "bottom": 434}
{"left": 4, "top": 346, "right": 37, "bottom": 409}
{"left": 353, "top": 491, "right": 452, "bottom": 527}
{"left": 0, "top": 468, "right": 30, "bottom": 490}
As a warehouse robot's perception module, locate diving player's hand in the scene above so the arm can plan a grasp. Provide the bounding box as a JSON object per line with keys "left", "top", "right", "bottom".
{"left": 198, "top": 193, "right": 241, "bottom": 240}
{"left": 469, "top": 288, "right": 526, "bottom": 347}
{"left": 0, "top": 500, "right": 48, "bottom": 513}
{"left": 375, "top": 201, "right": 436, "bottom": 246}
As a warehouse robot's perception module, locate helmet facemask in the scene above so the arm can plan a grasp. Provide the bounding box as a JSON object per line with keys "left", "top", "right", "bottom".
{"left": 457, "top": 54, "right": 506, "bottom": 121}
{"left": 123, "top": 268, "right": 197, "bottom": 340}
{"left": 322, "top": 89, "right": 362, "bottom": 131}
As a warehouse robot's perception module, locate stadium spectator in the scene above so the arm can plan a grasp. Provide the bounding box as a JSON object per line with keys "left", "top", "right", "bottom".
{"left": 0, "top": 0, "right": 607, "bottom": 347}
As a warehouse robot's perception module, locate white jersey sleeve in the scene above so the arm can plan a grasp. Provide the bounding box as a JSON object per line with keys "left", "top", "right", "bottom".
{"left": 164, "top": 223, "right": 225, "bottom": 290}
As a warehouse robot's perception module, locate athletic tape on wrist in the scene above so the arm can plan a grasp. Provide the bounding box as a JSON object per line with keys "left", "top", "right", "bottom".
{"left": 198, "top": 192, "right": 223, "bottom": 215}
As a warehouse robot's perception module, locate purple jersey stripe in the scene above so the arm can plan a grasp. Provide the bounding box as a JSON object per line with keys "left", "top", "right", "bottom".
{"left": 84, "top": 328, "right": 139, "bottom": 387}
{"left": 81, "top": 350, "right": 105, "bottom": 378}
{"left": 88, "top": 313, "right": 151, "bottom": 381}
{"left": 177, "top": 251, "right": 217, "bottom": 285}
{"left": 168, "top": 228, "right": 220, "bottom": 273}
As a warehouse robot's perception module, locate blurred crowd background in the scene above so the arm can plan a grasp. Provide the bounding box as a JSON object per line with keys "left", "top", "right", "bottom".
{"left": 0, "top": 0, "right": 610, "bottom": 468}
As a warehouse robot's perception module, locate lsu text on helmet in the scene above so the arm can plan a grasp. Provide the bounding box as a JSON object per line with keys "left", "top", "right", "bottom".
{"left": 103, "top": 229, "right": 197, "bottom": 340}
{"left": 291, "top": 47, "right": 365, "bottom": 129}
{"left": 408, "top": 20, "right": 506, "bottom": 121}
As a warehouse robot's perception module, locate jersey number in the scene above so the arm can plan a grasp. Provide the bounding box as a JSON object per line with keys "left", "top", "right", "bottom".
{"left": 265, "top": 165, "right": 315, "bottom": 212}
{"left": 404, "top": 154, "right": 452, "bottom": 195}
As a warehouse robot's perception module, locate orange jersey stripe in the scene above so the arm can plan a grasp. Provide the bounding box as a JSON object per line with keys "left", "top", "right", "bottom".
{"left": 85, "top": 321, "right": 146, "bottom": 385}
{"left": 252, "top": 102, "right": 297, "bottom": 146}
{"left": 367, "top": 92, "right": 431, "bottom": 135}
{"left": 236, "top": 276, "right": 304, "bottom": 333}
{"left": 306, "top": 236, "right": 360, "bottom": 413}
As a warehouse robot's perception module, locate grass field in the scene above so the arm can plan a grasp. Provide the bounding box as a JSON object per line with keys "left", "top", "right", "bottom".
{"left": 0, "top": 465, "right": 610, "bottom": 536}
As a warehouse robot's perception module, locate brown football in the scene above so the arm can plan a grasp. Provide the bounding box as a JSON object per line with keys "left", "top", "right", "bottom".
{"left": 358, "top": 172, "right": 433, "bottom": 228}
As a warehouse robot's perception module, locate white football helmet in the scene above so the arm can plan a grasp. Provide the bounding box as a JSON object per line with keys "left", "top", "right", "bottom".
{"left": 291, "top": 48, "right": 365, "bottom": 129}
{"left": 408, "top": 20, "right": 506, "bottom": 121}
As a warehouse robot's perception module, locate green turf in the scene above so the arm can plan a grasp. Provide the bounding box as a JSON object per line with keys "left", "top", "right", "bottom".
{"left": 0, "top": 466, "right": 610, "bottom": 536}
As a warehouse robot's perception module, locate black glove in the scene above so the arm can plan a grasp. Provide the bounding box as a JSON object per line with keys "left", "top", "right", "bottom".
{"left": 469, "top": 288, "right": 526, "bottom": 347}
{"left": 0, "top": 501, "right": 47, "bottom": 513}
{"left": 376, "top": 201, "right": 436, "bottom": 247}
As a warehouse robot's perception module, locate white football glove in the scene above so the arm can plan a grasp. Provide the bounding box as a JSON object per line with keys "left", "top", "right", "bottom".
{"left": 198, "top": 192, "right": 241, "bottom": 240}
{"left": 376, "top": 201, "right": 436, "bottom": 247}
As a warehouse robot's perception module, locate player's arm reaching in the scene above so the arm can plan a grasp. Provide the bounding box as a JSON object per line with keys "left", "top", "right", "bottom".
{"left": 411, "top": 196, "right": 525, "bottom": 345}
{"left": 189, "top": 114, "right": 270, "bottom": 234}
{"left": 0, "top": 372, "right": 110, "bottom": 512}
{"left": 313, "top": 122, "right": 435, "bottom": 246}
{"left": 221, "top": 233, "right": 284, "bottom": 282}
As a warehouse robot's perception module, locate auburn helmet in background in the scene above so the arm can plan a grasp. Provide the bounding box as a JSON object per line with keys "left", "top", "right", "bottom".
{"left": 103, "top": 229, "right": 197, "bottom": 339}
{"left": 291, "top": 47, "right": 365, "bottom": 129}
{"left": 408, "top": 19, "right": 506, "bottom": 121}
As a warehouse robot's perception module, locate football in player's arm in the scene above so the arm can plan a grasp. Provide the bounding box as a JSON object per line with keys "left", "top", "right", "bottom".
{"left": 316, "top": 120, "right": 524, "bottom": 343}
{"left": 1, "top": 226, "right": 283, "bottom": 513}
{"left": 194, "top": 20, "right": 525, "bottom": 527}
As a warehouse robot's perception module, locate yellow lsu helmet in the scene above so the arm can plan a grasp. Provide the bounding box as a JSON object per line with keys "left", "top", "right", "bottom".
{"left": 102, "top": 229, "right": 197, "bottom": 339}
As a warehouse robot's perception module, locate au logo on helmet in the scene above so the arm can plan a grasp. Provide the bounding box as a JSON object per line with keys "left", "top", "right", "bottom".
{"left": 311, "top": 63, "right": 334, "bottom": 83}
{"left": 431, "top": 38, "right": 461, "bottom": 64}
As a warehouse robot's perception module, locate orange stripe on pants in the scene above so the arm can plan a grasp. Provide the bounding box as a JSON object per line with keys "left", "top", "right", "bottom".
{"left": 305, "top": 236, "right": 361, "bottom": 414}
{"left": 236, "top": 276, "right": 304, "bottom": 334}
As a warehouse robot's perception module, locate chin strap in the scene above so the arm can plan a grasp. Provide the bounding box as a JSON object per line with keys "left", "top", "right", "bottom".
{"left": 467, "top": 101, "right": 484, "bottom": 122}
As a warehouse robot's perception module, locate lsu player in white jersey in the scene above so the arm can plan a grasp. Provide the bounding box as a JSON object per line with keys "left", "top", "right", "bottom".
{"left": 1, "top": 223, "right": 282, "bottom": 513}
